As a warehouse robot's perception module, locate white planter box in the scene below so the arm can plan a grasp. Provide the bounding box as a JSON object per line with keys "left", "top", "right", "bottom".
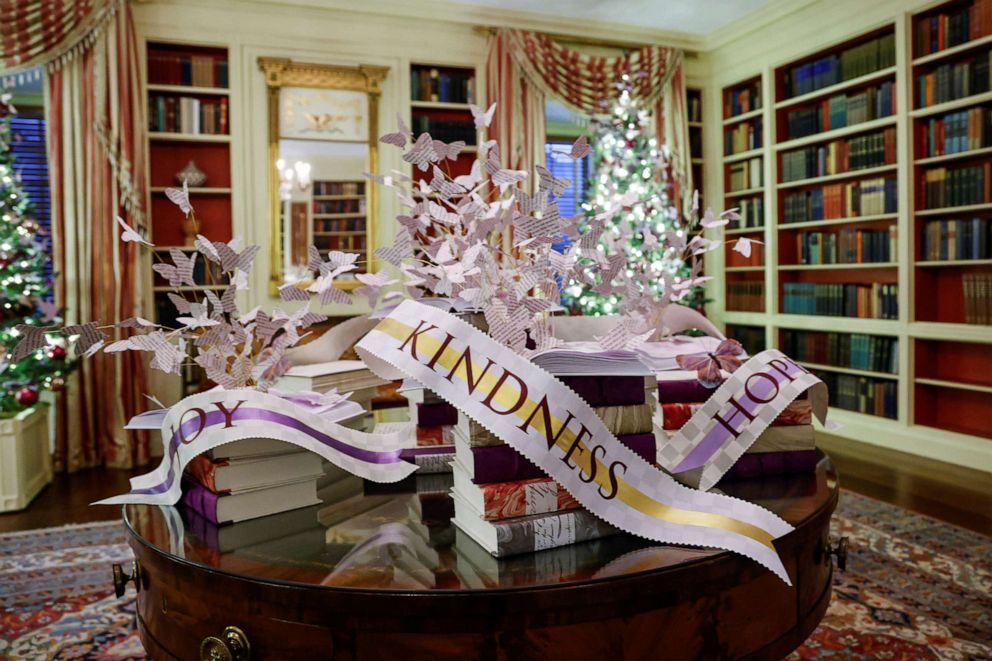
{"left": 0, "top": 406, "right": 52, "bottom": 512}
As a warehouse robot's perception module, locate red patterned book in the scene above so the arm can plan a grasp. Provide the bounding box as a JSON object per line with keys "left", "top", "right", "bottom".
{"left": 415, "top": 424, "right": 455, "bottom": 446}
{"left": 661, "top": 399, "right": 812, "bottom": 430}
{"left": 453, "top": 469, "right": 579, "bottom": 521}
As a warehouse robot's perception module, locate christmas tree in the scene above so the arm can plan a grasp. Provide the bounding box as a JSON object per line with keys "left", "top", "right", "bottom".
{"left": 0, "top": 95, "right": 73, "bottom": 416}
{"left": 566, "top": 82, "right": 693, "bottom": 316}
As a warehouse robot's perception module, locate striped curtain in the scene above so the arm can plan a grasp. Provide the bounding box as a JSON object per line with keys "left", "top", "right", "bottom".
{"left": 45, "top": 2, "right": 149, "bottom": 471}
{"left": 491, "top": 28, "right": 692, "bottom": 205}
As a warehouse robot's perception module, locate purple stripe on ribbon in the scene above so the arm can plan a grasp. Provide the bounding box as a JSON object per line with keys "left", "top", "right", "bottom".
{"left": 673, "top": 361, "right": 803, "bottom": 473}
{"left": 129, "top": 406, "right": 403, "bottom": 496}
{"left": 399, "top": 446, "right": 455, "bottom": 457}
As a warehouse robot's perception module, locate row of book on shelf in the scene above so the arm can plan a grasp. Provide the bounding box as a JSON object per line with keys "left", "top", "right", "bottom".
{"left": 687, "top": 94, "right": 702, "bottom": 123}
{"left": 410, "top": 68, "right": 475, "bottom": 104}
{"left": 782, "top": 32, "right": 895, "bottom": 99}
{"left": 313, "top": 234, "right": 367, "bottom": 251}
{"left": 915, "top": 50, "right": 991, "bottom": 108}
{"left": 921, "top": 163, "right": 991, "bottom": 208}
{"left": 313, "top": 181, "right": 364, "bottom": 196}
{"left": 730, "top": 196, "right": 764, "bottom": 229}
{"left": 963, "top": 272, "right": 992, "bottom": 324}
{"left": 780, "top": 127, "right": 896, "bottom": 182}
{"left": 728, "top": 157, "right": 763, "bottom": 192}
{"left": 782, "top": 282, "right": 898, "bottom": 319}
{"left": 727, "top": 324, "right": 767, "bottom": 353}
{"left": 795, "top": 226, "right": 896, "bottom": 265}
{"left": 780, "top": 330, "right": 898, "bottom": 374}
{"left": 723, "top": 80, "right": 761, "bottom": 118}
{"left": 920, "top": 218, "right": 991, "bottom": 260}
{"left": 724, "top": 121, "right": 762, "bottom": 156}
{"left": 148, "top": 53, "right": 229, "bottom": 88}
{"left": 814, "top": 371, "right": 897, "bottom": 419}
{"left": 726, "top": 281, "right": 765, "bottom": 312}
{"left": 918, "top": 107, "right": 992, "bottom": 157}
{"left": 782, "top": 177, "right": 897, "bottom": 222}
{"left": 915, "top": 0, "right": 992, "bottom": 57}
{"left": 411, "top": 116, "right": 477, "bottom": 145}
{"left": 314, "top": 217, "right": 366, "bottom": 233}
{"left": 783, "top": 81, "right": 894, "bottom": 140}
{"left": 313, "top": 199, "right": 365, "bottom": 215}
{"left": 149, "top": 95, "right": 229, "bottom": 135}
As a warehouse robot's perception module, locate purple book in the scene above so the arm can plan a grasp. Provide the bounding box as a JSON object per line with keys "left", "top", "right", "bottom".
{"left": 464, "top": 432, "right": 656, "bottom": 484}
{"left": 181, "top": 477, "right": 224, "bottom": 525}
{"left": 417, "top": 401, "right": 459, "bottom": 427}
{"left": 656, "top": 378, "right": 722, "bottom": 404}
{"left": 560, "top": 375, "right": 646, "bottom": 406}
{"left": 720, "top": 450, "right": 818, "bottom": 482}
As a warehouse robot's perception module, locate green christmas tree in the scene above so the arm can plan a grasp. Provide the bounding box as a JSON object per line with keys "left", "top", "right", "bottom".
{"left": 566, "top": 83, "right": 693, "bottom": 316}
{"left": 0, "top": 96, "right": 73, "bottom": 416}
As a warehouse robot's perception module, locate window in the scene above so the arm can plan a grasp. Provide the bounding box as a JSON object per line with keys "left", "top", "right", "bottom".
{"left": 10, "top": 113, "right": 53, "bottom": 288}
{"left": 544, "top": 141, "right": 591, "bottom": 217}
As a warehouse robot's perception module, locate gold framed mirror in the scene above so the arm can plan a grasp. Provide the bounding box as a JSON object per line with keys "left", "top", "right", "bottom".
{"left": 258, "top": 57, "right": 388, "bottom": 295}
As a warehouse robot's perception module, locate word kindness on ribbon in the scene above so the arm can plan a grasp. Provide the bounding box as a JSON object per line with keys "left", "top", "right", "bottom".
{"left": 658, "top": 350, "right": 828, "bottom": 491}
{"left": 356, "top": 300, "right": 796, "bottom": 584}
{"left": 95, "top": 390, "right": 417, "bottom": 507}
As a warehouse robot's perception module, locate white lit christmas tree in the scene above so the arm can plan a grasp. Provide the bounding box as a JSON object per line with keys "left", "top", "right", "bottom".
{"left": 567, "top": 81, "right": 692, "bottom": 316}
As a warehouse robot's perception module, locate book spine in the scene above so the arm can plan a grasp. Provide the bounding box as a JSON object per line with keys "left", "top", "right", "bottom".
{"left": 181, "top": 478, "right": 222, "bottom": 524}
{"left": 481, "top": 478, "right": 580, "bottom": 521}
{"left": 719, "top": 450, "right": 819, "bottom": 482}
{"left": 469, "top": 432, "right": 655, "bottom": 484}
{"left": 493, "top": 507, "right": 618, "bottom": 555}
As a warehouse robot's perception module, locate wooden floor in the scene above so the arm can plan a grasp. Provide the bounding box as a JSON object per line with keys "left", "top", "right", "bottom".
{"left": 1, "top": 438, "right": 990, "bottom": 536}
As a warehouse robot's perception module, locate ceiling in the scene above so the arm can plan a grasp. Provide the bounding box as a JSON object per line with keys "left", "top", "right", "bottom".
{"left": 442, "top": 0, "right": 774, "bottom": 35}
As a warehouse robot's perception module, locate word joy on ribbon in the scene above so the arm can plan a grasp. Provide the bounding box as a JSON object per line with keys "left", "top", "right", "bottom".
{"left": 659, "top": 349, "right": 830, "bottom": 491}
{"left": 95, "top": 389, "right": 417, "bottom": 507}
{"left": 356, "top": 300, "right": 796, "bottom": 585}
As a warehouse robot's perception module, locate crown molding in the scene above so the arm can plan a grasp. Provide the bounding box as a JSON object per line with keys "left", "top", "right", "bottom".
{"left": 231, "top": 0, "right": 707, "bottom": 51}
{"left": 703, "top": 0, "right": 817, "bottom": 51}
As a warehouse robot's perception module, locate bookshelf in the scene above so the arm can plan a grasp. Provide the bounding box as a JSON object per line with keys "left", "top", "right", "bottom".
{"left": 409, "top": 63, "right": 478, "bottom": 184}
{"left": 710, "top": 11, "right": 992, "bottom": 466}
{"left": 144, "top": 41, "right": 233, "bottom": 395}
{"left": 688, "top": 87, "right": 704, "bottom": 205}
{"left": 720, "top": 76, "right": 768, "bottom": 353}
{"left": 309, "top": 180, "right": 368, "bottom": 278}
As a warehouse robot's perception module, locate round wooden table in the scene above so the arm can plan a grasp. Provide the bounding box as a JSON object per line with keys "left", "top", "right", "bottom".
{"left": 120, "top": 452, "right": 840, "bottom": 660}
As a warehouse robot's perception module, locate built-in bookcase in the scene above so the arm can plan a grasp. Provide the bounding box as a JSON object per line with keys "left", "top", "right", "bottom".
{"left": 711, "top": 12, "right": 992, "bottom": 464}
{"left": 144, "top": 41, "right": 233, "bottom": 395}
{"left": 145, "top": 41, "right": 233, "bottom": 325}
{"left": 909, "top": 0, "right": 992, "bottom": 440}
{"left": 409, "top": 63, "right": 478, "bottom": 186}
{"left": 722, "top": 76, "right": 766, "bottom": 316}
{"left": 688, "top": 87, "right": 704, "bottom": 204}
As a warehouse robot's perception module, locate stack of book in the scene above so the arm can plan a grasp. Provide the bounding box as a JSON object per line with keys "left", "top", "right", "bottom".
{"left": 782, "top": 33, "right": 894, "bottom": 98}
{"left": 181, "top": 439, "right": 325, "bottom": 525}
{"left": 656, "top": 370, "right": 818, "bottom": 484}
{"left": 796, "top": 225, "right": 896, "bottom": 264}
{"left": 919, "top": 108, "right": 992, "bottom": 157}
{"left": 727, "top": 281, "right": 765, "bottom": 311}
{"left": 374, "top": 386, "right": 460, "bottom": 474}
{"left": 782, "top": 282, "right": 898, "bottom": 319}
{"left": 784, "top": 81, "right": 895, "bottom": 139}
{"left": 780, "top": 127, "right": 896, "bottom": 182}
{"left": 276, "top": 359, "right": 391, "bottom": 411}
{"left": 921, "top": 218, "right": 991, "bottom": 260}
{"left": 782, "top": 177, "right": 897, "bottom": 223}
{"left": 451, "top": 358, "right": 658, "bottom": 558}
{"left": 723, "top": 80, "right": 761, "bottom": 117}
{"left": 148, "top": 95, "right": 228, "bottom": 135}
{"left": 915, "top": 50, "right": 991, "bottom": 108}
{"left": 781, "top": 330, "right": 899, "bottom": 375}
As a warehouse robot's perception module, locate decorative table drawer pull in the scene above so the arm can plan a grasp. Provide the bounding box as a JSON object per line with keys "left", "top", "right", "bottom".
{"left": 200, "top": 626, "right": 251, "bottom": 661}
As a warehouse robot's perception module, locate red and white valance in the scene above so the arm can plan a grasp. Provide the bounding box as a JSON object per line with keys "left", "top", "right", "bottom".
{"left": 0, "top": 0, "right": 118, "bottom": 83}
{"left": 490, "top": 28, "right": 693, "bottom": 208}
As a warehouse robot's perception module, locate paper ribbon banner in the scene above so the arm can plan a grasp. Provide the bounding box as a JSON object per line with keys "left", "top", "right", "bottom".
{"left": 355, "top": 300, "right": 796, "bottom": 584}
{"left": 658, "top": 350, "right": 829, "bottom": 491}
{"left": 95, "top": 389, "right": 418, "bottom": 506}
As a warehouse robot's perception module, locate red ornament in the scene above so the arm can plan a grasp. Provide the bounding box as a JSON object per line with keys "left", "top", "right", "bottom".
{"left": 15, "top": 387, "right": 39, "bottom": 407}
{"left": 48, "top": 345, "right": 67, "bottom": 360}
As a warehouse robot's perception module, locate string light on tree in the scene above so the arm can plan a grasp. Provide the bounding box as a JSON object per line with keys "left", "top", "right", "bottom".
{"left": 0, "top": 94, "right": 75, "bottom": 416}
{"left": 567, "top": 77, "right": 694, "bottom": 316}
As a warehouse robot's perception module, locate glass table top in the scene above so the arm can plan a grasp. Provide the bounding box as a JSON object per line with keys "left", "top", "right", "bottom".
{"left": 124, "top": 448, "right": 837, "bottom": 593}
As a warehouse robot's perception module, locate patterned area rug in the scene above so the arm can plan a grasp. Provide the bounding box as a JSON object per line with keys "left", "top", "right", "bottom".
{"left": 1, "top": 490, "right": 989, "bottom": 660}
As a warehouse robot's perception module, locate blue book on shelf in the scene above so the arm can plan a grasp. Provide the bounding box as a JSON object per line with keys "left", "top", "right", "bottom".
{"left": 180, "top": 56, "right": 192, "bottom": 86}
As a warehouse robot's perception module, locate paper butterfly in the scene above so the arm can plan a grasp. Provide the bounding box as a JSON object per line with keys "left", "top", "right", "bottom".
{"left": 570, "top": 135, "right": 590, "bottom": 159}
{"left": 402, "top": 133, "right": 438, "bottom": 172}
{"left": 164, "top": 180, "right": 192, "bottom": 216}
{"left": 675, "top": 339, "right": 744, "bottom": 389}
{"left": 152, "top": 249, "right": 197, "bottom": 288}
{"left": 470, "top": 102, "right": 496, "bottom": 128}
{"left": 380, "top": 113, "right": 412, "bottom": 147}
{"left": 733, "top": 237, "right": 763, "bottom": 259}
{"left": 116, "top": 216, "right": 154, "bottom": 246}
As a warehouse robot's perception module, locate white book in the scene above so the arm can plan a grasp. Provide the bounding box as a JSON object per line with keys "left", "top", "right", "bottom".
{"left": 197, "top": 452, "right": 324, "bottom": 493}
{"left": 208, "top": 479, "right": 320, "bottom": 524}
